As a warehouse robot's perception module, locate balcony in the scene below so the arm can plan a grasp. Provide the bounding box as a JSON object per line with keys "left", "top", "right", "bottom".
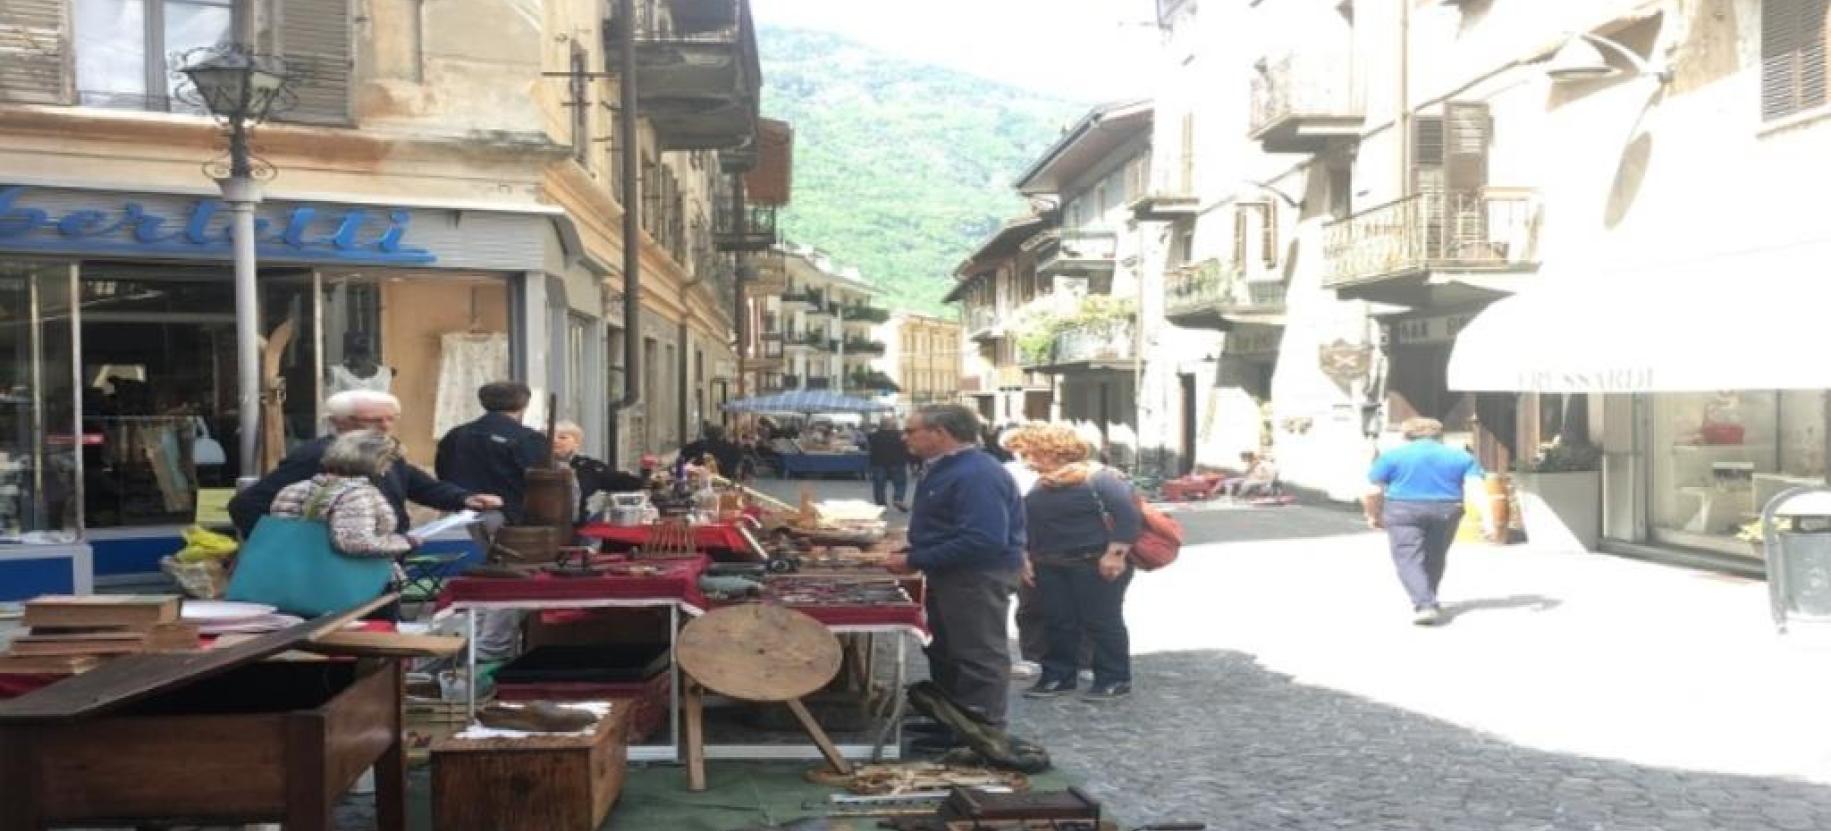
{"left": 966, "top": 305, "right": 1003, "bottom": 342}
{"left": 840, "top": 338, "right": 887, "bottom": 356}
{"left": 745, "top": 333, "right": 785, "bottom": 369}
{"left": 837, "top": 303, "right": 889, "bottom": 324}
{"left": 714, "top": 204, "right": 777, "bottom": 252}
{"left": 1035, "top": 230, "right": 1119, "bottom": 279}
{"left": 605, "top": 1, "right": 760, "bottom": 151}
{"left": 1022, "top": 321, "right": 1137, "bottom": 373}
{"left": 1323, "top": 189, "right": 1541, "bottom": 306}
{"left": 849, "top": 370, "right": 900, "bottom": 393}
{"left": 1164, "top": 259, "right": 1231, "bottom": 329}
{"left": 778, "top": 374, "right": 801, "bottom": 390}
{"left": 806, "top": 376, "right": 833, "bottom": 390}
{"left": 783, "top": 330, "right": 823, "bottom": 352}
{"left": 1249, "top": 51, "right": 1363, "bottom": 154}
{"left": 781, "top": 286, "right": 821, "bottom": 307}
{"left": 1130, "top": 167, "right": 1200, "bottom": 222}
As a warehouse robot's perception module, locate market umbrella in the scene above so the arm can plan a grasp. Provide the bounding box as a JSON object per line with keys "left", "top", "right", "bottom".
{"left": 721, "top": 390, "right": 894, "bottom": 415}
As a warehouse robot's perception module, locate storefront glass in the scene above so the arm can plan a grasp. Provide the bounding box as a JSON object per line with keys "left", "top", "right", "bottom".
{"left": 1649, "top": 390, "right": 1828, "bottom": 557}
{"left": 0, "top": 264, "right": 80, "bottom": 540}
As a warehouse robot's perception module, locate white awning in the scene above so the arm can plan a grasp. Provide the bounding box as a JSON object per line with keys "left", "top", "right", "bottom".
{"left": 1448, "top": 239, "right": 1831, "bottom": 394}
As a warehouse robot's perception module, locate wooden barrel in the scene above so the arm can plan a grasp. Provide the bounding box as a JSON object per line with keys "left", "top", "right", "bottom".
{"left": 522, "top": 467, "right": 577, "bottom": 533}
{"left": 492, "top": 525, "right": 563, "bottom": 565}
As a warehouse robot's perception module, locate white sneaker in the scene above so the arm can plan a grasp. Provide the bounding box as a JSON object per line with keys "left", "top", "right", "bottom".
{"left": 1412, "top": 606, "right": 1444, "bottom": 626}
{"left": 1010, "top": 660, "right": 1041, "bottom": 682}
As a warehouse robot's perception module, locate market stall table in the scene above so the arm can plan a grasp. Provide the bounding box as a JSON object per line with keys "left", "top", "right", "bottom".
{"left": 576, "top": 521, "right": 757, "bottom": 555}
{"left": 435, "top": 556, "right": 925, "bottom": 764}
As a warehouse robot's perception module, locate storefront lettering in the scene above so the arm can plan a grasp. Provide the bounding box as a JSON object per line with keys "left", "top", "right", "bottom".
{"left": 0, "top": 186, "right": 436, "bottom": 265}
{"left": 1518, "top": 367, "right": 1656, "bottom": 393}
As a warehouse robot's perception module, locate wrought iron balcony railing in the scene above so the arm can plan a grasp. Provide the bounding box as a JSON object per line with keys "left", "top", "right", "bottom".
{"left": 840, "top": 338, "right": 887, "bottom": 356}
{"left": 1023, "top": 319, "right": 1137, "bottom": 369}
{"left": 838, "top": 304, "right": 889, "bottom": 324}
{"left": 714, "top": 204, "right": 778, "bottom": 252}
{"left": 1036, "top": 229, "right": 1120, "bottom": 277}
{"left": 966, "top": 305, "right": 1001, "bottom": 340}
{"left": 1322, "top": 189, "right": 1541, "bottom": 289}
{"left": 1164, "top": 259, "right": 1230, "bottom": 318}
{"left": 1249, "top": 50, "right": 1363, "bottom": 151}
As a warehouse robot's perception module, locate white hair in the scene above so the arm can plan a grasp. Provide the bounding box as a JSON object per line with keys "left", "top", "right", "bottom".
{"left": 325, "top": 390, "right": 401, "bottom": 419}
{"left": 554, "top": 420, "right": 585, "bottom": 439}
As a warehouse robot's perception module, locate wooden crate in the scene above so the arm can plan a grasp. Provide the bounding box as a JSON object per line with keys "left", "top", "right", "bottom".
{"left": 431, "top": 704, "right": 631, "bottom": 831}
{"left": 403, "top": 693, "right": 492, "bottom": 767}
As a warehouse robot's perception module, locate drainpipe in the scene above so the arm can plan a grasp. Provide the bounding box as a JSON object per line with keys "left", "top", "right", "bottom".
{"left": 1397, "top": 0, "right": 1412, "bottom": 198}
{"left": 615, "top": 0, "right": 642, "bottom": 466}
{"left": 732, "top": 174, "right": 748, "bottom": 401}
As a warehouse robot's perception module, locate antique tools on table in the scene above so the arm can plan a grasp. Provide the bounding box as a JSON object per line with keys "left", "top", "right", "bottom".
{"left": 675, "top": 604, "right": 853, "bottom": 791}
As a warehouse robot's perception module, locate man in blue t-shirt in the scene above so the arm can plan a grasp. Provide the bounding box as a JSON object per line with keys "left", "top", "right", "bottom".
{"left": 1364, "top": 417, "right": 1484, "bottom": 626}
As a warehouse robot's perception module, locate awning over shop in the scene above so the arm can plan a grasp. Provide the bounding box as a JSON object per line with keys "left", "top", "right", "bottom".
{"left": 721, "top": 390, "right": 893, "bottom": 414}
{"left": 1447, "top": 238, "right": 1831, "bottom": 394}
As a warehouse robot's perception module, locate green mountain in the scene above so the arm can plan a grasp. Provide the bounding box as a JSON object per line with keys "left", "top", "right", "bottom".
{"left": 758, "top": 27, "right": 1086, "bottom": 316}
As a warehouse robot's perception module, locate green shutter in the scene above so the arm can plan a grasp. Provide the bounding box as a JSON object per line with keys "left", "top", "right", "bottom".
{"left": 0, "top": 0, "right": 70, "bottom": 104}
{"left": 277, "top": 0, "right": 353, "bottom": 125}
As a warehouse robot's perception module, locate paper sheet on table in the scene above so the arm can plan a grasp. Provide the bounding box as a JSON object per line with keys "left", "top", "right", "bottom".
{"left": 409, "top": 510, "right": 481, "bottom": 539}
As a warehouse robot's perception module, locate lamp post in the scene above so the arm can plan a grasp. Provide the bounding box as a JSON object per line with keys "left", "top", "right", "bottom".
{"left": 178, "top": 46, "right": 288, "bottom": 485}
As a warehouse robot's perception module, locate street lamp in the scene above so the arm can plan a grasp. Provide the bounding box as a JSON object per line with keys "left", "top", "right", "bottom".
{"left": 177, "top": 45, "right": 289, "bottom": 486}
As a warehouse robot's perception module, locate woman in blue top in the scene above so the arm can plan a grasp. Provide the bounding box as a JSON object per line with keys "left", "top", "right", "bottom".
{"left": 1009, "top": 423, "right": 1143, "bottom": 701}
{"left": 1364, "top": 417, "right": 1484, "bottom": 626}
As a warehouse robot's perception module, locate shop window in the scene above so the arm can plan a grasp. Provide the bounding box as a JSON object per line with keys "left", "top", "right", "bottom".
{"left": 73, "top": 0, "right": 234, "bottom": 111}
{"left": 1649, "top": 390, "right": 1827, "bottom": 557}
{"left": 0, "top": 264, "right": 79, "bottom": 540}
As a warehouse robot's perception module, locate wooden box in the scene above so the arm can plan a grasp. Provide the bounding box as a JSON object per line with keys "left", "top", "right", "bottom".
{"left": 0, "top": 659, "right": 405, "bottom": 831}
{"left": 431, "top": 704, "right": 632, "bottom": 831}
{"left": 0, "top": 597, "right": 436, "bottom": 831}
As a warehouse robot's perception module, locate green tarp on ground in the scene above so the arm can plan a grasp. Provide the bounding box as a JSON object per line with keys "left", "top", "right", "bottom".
{"left": 403, "top": 761, "right": 1078, "bottom": 830}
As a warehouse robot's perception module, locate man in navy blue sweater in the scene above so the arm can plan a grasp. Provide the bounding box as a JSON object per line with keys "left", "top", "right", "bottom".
{"left": 886, "top": 404, "right": 1025, "bottom": 735}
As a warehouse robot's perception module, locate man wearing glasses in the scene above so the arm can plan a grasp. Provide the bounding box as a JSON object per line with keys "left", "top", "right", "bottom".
{"left": 229, "top": 390, "right": 502, "bottom": 537}
{"left": 885, "top": 404, "right": 1026, "bottom": 751}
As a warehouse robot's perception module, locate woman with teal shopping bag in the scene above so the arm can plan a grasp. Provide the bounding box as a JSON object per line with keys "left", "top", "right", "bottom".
{"left": 226, "top": 430, "right": 415, "bottom": 617}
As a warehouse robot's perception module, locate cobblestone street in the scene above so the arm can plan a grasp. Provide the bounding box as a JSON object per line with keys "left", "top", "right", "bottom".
{"left": 1009, "top": 500, "right": 1831, "bottom": 831}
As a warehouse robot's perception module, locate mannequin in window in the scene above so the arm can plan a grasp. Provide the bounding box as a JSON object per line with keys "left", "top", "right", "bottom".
{"left": 328, "top": 333, "right": 394, "bottom": 395}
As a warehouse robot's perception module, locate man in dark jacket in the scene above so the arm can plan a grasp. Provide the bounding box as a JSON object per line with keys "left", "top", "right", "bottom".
{"left": 679, "top": 424, "right": 744, "bottom": 479}
{"left": 886, "top": 404, "right": 1025, "bottom": 740}
{"left": 866, "top": 417, "right": 912, "bottom": 512}
{"left": 435, "top": 381, "right": 548, "bottom": 524}
{"left": 228, "top": 390, "right": 500, "bottom": 537}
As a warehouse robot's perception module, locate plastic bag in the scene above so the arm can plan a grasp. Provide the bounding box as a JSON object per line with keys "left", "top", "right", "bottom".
{"left": 161, "top": 555, "right": 228, "bottom": 599}
{"left": 175, "top": 524, "right": 239, "bottom": 563}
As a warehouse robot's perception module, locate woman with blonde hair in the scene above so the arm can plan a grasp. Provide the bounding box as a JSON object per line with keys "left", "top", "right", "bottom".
{"left": 1008, "top": 422, "right": 1142, "bottom": 701}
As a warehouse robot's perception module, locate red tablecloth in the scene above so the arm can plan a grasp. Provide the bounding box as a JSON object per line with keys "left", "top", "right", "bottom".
{"left": 438, "top": 555, "right": 713, "bottom": 611}
{"left": 577, "top": 522, "right": 754, "bottom": 554}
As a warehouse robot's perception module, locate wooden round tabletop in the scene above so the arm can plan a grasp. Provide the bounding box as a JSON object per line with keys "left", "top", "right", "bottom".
{"left": 676, "top": 604, "right": 842, "bottom": 702}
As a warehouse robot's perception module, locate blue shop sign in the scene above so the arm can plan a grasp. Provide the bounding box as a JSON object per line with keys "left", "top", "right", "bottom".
{"left": 0, "top": 185, "right": 437, "bottom": 266}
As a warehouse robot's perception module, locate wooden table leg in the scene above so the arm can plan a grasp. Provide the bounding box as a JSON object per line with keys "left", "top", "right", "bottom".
{"left": 0, "top": 727, "right": 43, "bottom": 831}
{"left": 784, "top": 697, "right": 853, "bottom": 776}
{"left": 285, "top": 717, "right": 331, "bottom": 831}
{"left": 684, "top": 676, "right": 707, "bottom": 792}
{"left": 376, "top": 663, "right": 407, "bottom": 831}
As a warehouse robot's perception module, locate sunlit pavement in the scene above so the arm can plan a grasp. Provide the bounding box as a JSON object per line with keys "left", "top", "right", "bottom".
{"left": 1012, "top": 502, "right": 1831, "bottom": 830}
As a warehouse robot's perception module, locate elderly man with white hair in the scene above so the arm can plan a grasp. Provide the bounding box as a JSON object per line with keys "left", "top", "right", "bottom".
{"left": 229, "top": 390, "right": 502, "bottom": 538}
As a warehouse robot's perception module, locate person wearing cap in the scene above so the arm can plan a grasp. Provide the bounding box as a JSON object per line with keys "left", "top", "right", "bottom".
{"left": 1363, "top": 417, "right": 1484, "bottom": 626}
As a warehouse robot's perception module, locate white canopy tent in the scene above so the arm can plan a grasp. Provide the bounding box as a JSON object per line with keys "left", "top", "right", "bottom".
{"left": 1447, "top": 238, "right": 1831, "bottom": 394}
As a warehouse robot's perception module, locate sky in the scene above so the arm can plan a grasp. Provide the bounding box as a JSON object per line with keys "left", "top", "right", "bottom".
{"left": 752, "top": 0, "right": 1159, "bottom": 103}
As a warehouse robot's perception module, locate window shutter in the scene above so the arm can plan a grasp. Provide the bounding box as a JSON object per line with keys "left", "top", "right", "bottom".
{"left": 1763, "top": 0, "right": 1830, "bottom": 121}
{"left": 277, "top": 0, "right": 354, "bottom": 125}
{"left": 0, "top": 0, "right": 70, "bottom": 104}
{"left": 1411, "top": 115, "right": 1445, "bottom": 193}
{"left": 1257, "top": 203, "right": 1279, "bottom": 269}
{"left": 1442, "top": 102, "right": 1491, "bottom": 259}
{"left": 1231, "top": 204, "right": 1248, "bottom": 268}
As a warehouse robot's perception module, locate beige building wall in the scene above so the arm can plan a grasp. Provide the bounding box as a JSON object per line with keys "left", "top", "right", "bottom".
{"left": 877, "top": 312, "right": 962, "bottom": 414}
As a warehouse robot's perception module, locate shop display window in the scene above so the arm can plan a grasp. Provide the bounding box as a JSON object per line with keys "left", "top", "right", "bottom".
{"left": 1650, "top": 391, "right": 1828, "bottom": 556}
{"left": 0, "top": 264, "right": 80, "bottom": 542}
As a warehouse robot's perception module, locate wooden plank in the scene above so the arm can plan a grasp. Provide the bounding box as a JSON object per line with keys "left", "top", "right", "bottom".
{"left": 0, "top": 595, "right": 393, "bottom": 722}
{"left": 22, "top": 595, "right": 179, "bottom": 630}
{"left": 35, "top": 715, "right": 287, "bottom": 820}
{"left": 0, "top": 655, "right": 98, "bottom": 676}
{"left": 784, "top": 697, "right": 853, "bottom": 776}
{"left": 299, "top": 631, "right": 467, "bottom": 659}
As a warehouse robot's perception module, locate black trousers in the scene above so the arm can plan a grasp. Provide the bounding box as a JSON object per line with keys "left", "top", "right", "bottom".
{"left": 924, "top": 567, "right": 1019, "bottom": 728}
{"left": 1035, "top": 556, "right": 1132, "bottom": 687}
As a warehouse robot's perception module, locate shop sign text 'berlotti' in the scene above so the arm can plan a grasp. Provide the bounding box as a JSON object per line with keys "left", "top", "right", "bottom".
{"left": 0, "top": 185, "right": 437, "bottom": 266}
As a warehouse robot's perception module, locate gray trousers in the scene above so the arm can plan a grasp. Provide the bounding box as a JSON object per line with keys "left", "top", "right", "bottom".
{"left": 1383, "top": 500, "right": 1464, "bottom": 610}
{"left": 924, "top": 567, "right": 1019, "bottom": 728}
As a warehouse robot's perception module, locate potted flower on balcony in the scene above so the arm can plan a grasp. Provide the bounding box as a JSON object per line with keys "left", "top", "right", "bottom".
{"left": 1512, "top": 436, "right": 1603, "bottom": 553}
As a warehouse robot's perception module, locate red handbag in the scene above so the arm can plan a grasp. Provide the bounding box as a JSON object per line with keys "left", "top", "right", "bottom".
{"left": 1089, "top": 474, "right": 1184, "bottom": 571}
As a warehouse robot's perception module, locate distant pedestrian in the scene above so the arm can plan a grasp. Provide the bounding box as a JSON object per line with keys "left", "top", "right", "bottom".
{"left": 866, "top": 418, "right": 912, "bottom": 512}
{"left": 1008, "top": 423, "right": 1141, "bottom": 701}
{"left": 1363, "top": 417, "right": 1484, "bottom": 626}
{"left": 885, "top": 404, "right": 1025, "bottom": 751}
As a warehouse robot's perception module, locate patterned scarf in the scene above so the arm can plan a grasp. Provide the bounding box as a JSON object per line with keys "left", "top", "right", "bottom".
{"left": 1036, "top": 461, "right": 1100, "bottom": 489}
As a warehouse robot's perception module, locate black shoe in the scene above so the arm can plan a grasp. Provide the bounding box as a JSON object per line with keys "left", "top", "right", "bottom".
{"left": 894, "top": 502, "right": 909, "bottom": 513}
{"left": 1082, "top": 681, "right": 1132, "bottom": 701}
{"left": 1022, "top": 678, "right": 1076, "bottom": 699}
